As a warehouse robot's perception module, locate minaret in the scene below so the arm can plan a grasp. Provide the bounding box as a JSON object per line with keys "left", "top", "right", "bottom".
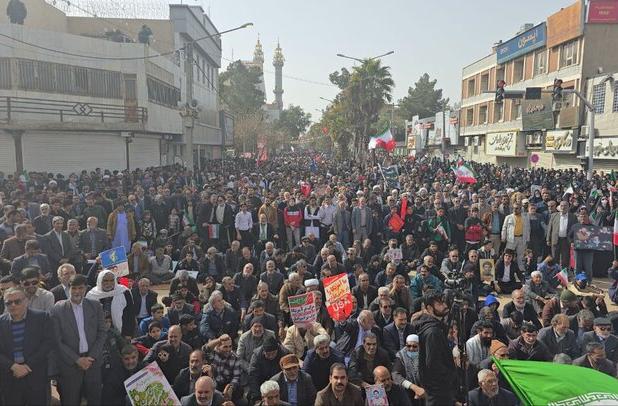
{"left": 253, "top": 36, "right": 264, "bottom": 67}
{"left": 273, "top": 40, "right": 284, "bottom": 110}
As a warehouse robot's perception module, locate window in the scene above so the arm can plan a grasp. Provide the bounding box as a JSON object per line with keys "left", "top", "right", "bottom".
{"left": 513, "top": 58, "right": 524, "bottom": 82}
{"left": 146, "top": 76, "right": 181, "bottom": 108}
{"left": 479, "top": 105, "right": 488, "bottom": 124}
{"left": 511, "top": 99, "right": 522, "bottom": 120}
{"left": 466, "top": 108, "right": 474, "bottom": 126}
{"left": 480, "top": 73, "right": 489, "bottom": 92}
{"left": 560, "top": 40, "right": 578, "bottom": 68}
{"left": 15, "top": 59, "right": 122, "bottom": 98}
{"left": 613, "top": 83, "right": 618, "bottom": 112}
{"left": 534, "top": 50, "right": 546, "bottom": 76}
{"left": 494, "top": 102, "right": 504, "bottom": 122}
{"left": 467, "top": 79, "right": 476, "bottom": 97}
{"left": 592, "top": 83, "right": 606, "bottom": 114}
{"left": 0, "top": 58, "right": 11, "bottom": 89}
{"left": 496, "top": 66, "right": 505, "bottom": 83}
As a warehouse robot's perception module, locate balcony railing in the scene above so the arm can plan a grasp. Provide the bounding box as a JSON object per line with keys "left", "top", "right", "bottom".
{"left": 0, "top": 96, "right": 147, "bottom": 124}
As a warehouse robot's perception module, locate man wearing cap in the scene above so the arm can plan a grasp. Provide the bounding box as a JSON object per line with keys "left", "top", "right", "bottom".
{"left": 237, "top": 316, "right": 276, "bottom": 372}
{"left": 541, "top": 290, "right": 581, "bottom": 329}
{"left": 392, "top": 334, "right": 426, "bottom": 405}
{"left": 248, "top": 335, "right": 290, "bottom": 404}
{"left": 269, "top": 354, "right": 317, "bottom": 406}
{"left": 581, "top": 317, "right": 618, "bottom": 363}
{"left": 315, "top": 363, "right": 364, "bottom": 406}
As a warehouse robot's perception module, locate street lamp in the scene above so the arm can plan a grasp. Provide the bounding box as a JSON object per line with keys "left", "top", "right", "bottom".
{"left": 319, "top": 96, "right": 334, "bottom": 103}
{"left": 336, "top": 50, "right": 394, "bottom": 63}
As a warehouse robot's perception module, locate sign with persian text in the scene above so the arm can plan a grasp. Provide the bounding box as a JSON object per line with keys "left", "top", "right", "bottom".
{"left": 486, "top": 131, "right": 519, "bottom": 156}
{"left": 497, "top": 23, "right": 546, "bottom": 64}
{"left": 522, "top": 96, "right": 554, "bottom": 131}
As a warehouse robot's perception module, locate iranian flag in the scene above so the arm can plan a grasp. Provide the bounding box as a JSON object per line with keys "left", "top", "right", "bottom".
{"left": 368, "top": 128, "right": 396, "bottom": 152}
{"left": 494, "top": 358, "right": 618, "bottom": 405}
{"left": 452, "top": 163, "right": 477, "bottom": 184}
{"left": 555, "top": 268, "right": 569, "bottom": 287}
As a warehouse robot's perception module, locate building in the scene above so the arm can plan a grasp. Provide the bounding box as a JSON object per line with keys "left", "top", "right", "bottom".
{"left": 0, "top": 0, "right": 231, "bottom": 174}
{"left": 406, "top": 110, "right": 460, "bottom": 158}
{"left": 459, "top": 0, "right": 618, "bottom": 170}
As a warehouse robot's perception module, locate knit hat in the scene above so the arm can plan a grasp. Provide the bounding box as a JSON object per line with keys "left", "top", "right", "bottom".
{"left": 484, "top": 294, "right": 499, "bottom": 307}
{"left": 560, "top": 290, "right": 577, "bottom": 302}
{"left": 262, "top": 336, "right": 279, "bottom": 352}
{"left": 489, "top": 340, "right": 507, "bottom": 355}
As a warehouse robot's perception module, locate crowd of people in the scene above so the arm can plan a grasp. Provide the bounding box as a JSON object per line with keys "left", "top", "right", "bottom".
{"left": 0, "top": 153, "right": 617, "bottom": 406}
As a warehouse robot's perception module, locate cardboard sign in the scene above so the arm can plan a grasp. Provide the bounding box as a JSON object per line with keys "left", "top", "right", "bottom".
{"left": 366, "top": 384, "right": 389, "bottom": 406}
{"left": 288, "top": 291, "right": 318, "bottom": 328}
{"left": 125, "top": 362, "right": 180, "bottom": 406}
{"left": 572, "top": 224, "right": 613, "bottom": 251}
{"left": 323, "top": 273, "right": 353, "bottom": 322}
{"left": 100, "top": 247, "right": 129, "bottom": 277}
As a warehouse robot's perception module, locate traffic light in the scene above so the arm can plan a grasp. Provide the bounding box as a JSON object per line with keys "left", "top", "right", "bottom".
{"left": 552, "top": 79, "right": 563, "bottom": 102}
{"left": 495, "top": 80, "right": 506, "bottom": 104}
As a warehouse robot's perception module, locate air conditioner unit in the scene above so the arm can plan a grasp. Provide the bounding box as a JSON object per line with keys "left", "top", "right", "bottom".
{"left": 464, "top": 137, "right": 470, "bottom": 146}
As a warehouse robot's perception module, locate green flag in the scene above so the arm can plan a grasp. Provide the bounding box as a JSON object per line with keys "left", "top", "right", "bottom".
{"left": 494, "top": 358, "right": 618, "bottom": 405}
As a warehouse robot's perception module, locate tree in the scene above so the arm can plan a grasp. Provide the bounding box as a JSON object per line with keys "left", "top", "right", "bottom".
{"left": 218, "top": 60, "right": 265, "bottom": 115}
{"left": 398, "top": 73, "right": 449, "bottom": 120}
{"left": 274, "top": 105, "right": 312, "bottom": 139}
{"left": 328, "top": 59, "right": 394, "bottom": 161}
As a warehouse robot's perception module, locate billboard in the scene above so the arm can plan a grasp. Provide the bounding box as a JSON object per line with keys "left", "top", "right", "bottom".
{"left": 588, "top": 0, "right": 618, "bottom": 23}
{"left": 585, "top": 136, "right": 618, "bottom": 160}
{"left": 547, "top": 1, "right": 584, "bottom": 48}
{"left": 497, "top": 23, "right": 547, "bottom": 64}
{"left": 522, "top": 95, "right": 555, "bottom": 131}
{"left": 486, "top": 131, "right": 524, "bottom": 156}
{"left": 545, "top": 130, "right": 576, "bottom": 153}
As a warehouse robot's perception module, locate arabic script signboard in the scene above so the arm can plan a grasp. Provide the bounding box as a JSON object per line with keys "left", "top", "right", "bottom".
{"left": 497, "top": 23, "right": 547, "bottom": 64}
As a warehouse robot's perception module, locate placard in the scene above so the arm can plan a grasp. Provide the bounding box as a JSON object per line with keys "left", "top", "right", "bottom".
{"left": 366, "top": 384, "right": 389, "bottom": 406}
{"left": 572, "top": 224, "right": 613, "bottom": 251}
{"left": 480, "top": 259, "right": 496, "bottom": 281}
{"left": 124, "top": 362, "right": 180, "bottom": 406}
{"left": 100, "top": 247, "right": 129, "bottom": 277}
{"left": 323, "top": 273, "right": 353, "bottom": 322}
{"left": 386, "top": 248, "right": 403, "bottom": 263}
{"left": 288, "top": 291, "right": 318, "bottom": 328}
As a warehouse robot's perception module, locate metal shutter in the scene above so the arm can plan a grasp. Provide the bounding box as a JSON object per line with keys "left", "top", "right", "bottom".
{"left": 0, "top": 133, "right": 16, "bottom": 173}
{"left": 22, "top": 132, "right": 126, "bottom": 173}
{"left": 128, "top": 137, "right": 160, "bottom": 170}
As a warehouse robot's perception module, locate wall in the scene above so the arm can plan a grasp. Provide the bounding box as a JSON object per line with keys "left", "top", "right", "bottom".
{"left": 581, "top": 23, "right": 618, "bottom": 78}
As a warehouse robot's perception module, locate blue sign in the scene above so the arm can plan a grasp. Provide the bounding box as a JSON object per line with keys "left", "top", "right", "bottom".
{"left": 497, "top": 23, "right": 546, "bottom": 64}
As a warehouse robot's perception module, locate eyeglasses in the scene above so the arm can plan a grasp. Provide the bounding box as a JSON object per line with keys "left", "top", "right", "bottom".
{"left": 597, "top": 326, "right": 611, "bottom": 331}
{"left": 5, "top": 299, "right": 23, "bottom": 306}
{"left": 21, "top": 280, "right": 38, "bottom": 287}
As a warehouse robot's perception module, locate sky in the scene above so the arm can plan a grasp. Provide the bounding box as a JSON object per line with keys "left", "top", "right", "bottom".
{"left": 195, "top": 0, "right": 575, "bottom": 123}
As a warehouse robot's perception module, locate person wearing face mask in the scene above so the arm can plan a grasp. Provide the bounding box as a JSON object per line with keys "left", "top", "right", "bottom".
{"left": 86, "top": 269, "right": 136, "bottom": 338}
{"left": 580, "top": 317, "right": 618, "bottom": 363}
{"left": 392, "top": 334, "right": 426, "bottom": 405}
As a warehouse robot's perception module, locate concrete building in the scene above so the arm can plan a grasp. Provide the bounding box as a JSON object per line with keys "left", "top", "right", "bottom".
{"left": 459, "top": 0, "right": 618, "bottom": 170}
{"left": 0, "top": 0, "right": 231, "bottom": 174}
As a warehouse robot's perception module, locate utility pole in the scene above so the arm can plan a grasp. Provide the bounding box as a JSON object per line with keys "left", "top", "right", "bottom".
{"left": 442, "top": 107, "right": 447, "bottom": 161}
{"left": 182, "top": 42, "right": 196, "bottom": 170}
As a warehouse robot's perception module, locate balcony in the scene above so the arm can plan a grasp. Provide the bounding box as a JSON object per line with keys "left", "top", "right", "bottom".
{"left": 0, "top": 96, "right": 147, "bottom": 131}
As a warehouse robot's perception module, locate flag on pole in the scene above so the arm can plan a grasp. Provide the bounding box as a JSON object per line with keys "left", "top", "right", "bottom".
{"left": 494, "top": 358, "right": 618, "bottom": 406}
{"left": 563, "top": 183, "right": 574, "bottom": 197}
{"left": 451, "top": 163, "right": 477, "bottom": 184}
{"left": 368, "top": 128, "right": 396, "bottom": 152}
{"left": 555, "top": 268, "right": 569, "bottom": 287}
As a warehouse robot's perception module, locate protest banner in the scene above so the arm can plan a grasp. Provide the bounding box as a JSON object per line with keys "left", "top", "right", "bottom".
{"left": 366, "top": 384, "right": 389, "bottom": 406}
{"left": 386, "top": 248, "right": 402, "bottom": 263}
{"left": 323, "top": 273, "right": 353, "bottom": 322}
{"left": 288, "top": 291, "right": 317, "bottom": 328}
{"left": 125, "top": 362, "right": 180, "bottom": 406}
{"left": 572, "top": 224, "right": 613, "bottom": 251}
{"left": 100, "top": 246, "right": 129, "bottom": 277}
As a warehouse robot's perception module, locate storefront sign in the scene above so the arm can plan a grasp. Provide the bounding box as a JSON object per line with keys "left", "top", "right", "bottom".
{"left": 545, "top": 130, "right": 576, "bottom": 153}
{"left": 586, "top": 136, "right": 618, "bottom": 160}
{"left": 547, "top": 1, "right": 584, "bottom": 48}
{"left": 486, "top": 131, "right": 520, "bottom": 156}
{"left": 588, "top": 0, "right": 618, "bottom": 24}
{"left": 497, "top": 23, "right": 546, "bottom": 64}
{"left": 522, "top": 96, "right": 554, "bottom": 131}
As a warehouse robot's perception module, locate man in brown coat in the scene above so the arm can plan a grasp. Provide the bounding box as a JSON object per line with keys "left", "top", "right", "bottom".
{"left": 315, "top": 363, "right": 363, "bottom": 406}
{"left": 0, "top": 223, "right": 29, "bottom": 260}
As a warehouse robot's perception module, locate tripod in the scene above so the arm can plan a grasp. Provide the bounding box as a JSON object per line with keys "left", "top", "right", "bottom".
{"left": 445, "top": 291, "right": 469, "bottom": 405}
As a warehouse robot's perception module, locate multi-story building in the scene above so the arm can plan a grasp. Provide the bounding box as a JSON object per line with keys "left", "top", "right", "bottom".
{"left": 0, "top": 0, "right": 231, "bottom": 174}
{"left": 459, "top": 0, "right": 618, "bottom": 170}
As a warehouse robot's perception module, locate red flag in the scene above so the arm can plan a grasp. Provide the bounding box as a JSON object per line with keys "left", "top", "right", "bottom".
{"left": 399, "top": 197, "right": 408, "bottom": 219}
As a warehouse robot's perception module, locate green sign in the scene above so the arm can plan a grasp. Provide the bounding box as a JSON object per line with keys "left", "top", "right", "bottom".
{"left": 522, "top": 95, "right": 554, "bottom": 131}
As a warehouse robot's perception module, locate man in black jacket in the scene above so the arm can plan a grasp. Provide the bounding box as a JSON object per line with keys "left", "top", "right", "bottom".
{"left": 348, "top": 332, "right": 392, "bottom": 387}
{"left": 131, "top": 278, "right": 158, "bottom": 324}
{"left": 537, "top": 314, "right": 580, "bottom": 359}
{"left": 501, "top": 289, "right": 542, "bottom": 330}
{"left": 102, "top": 345, "right": 144, "bottom": 405}
{"left": 413, "top": 291, "right": 457, "bottom": 406}
{"left": 507, "top": 322, "right": 553, "bottom": 361}
{"left": 180, "top": 376, "right": 225, "bottom": 406}
{"left": 468, "top": 369, "right": 518, "bottom": 406}
{"left": 248, "top": 336, "right": 290, "bottom": 404}
{"left": 269, "top": 354, "right": 317, "bottom": 406}
{"left": 383, "top": 307, "right": 416, "bottom": 360}
{"left": 173, "top": 349, "right": 210, "bottom": 399}
{"left": 352, "top": 272, "right": 378, "bottom": 310}
{"left": 335, "top": 309, "right": 382, "bottom": 357}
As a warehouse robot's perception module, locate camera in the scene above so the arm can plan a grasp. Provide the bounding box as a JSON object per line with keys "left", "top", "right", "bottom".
{"left": 444, "top": 270, "right": 465, "bottom": 290}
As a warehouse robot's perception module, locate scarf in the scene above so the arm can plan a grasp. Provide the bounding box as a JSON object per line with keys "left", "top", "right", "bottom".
{"left": 86, "top": 270, "right": 128, "bottom": 332}
{"left": 396, "top": 348, "right": 420, "bottom": 384}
